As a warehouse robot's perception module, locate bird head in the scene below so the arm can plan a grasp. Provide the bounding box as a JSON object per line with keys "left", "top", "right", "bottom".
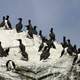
{"left": 17, "top": 39, "right": 22, "bottom": 43}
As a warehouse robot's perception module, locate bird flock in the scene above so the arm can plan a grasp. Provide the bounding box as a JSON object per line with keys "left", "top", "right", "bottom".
{"left": 0, "top": 15, "right": 80, "bottom": 71}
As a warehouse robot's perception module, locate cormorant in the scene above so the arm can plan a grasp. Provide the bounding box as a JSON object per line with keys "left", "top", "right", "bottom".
{"left": 0, "top": 16, "right": 5, "bottom": 27}
{"left": 67, "top": 39, "right": 73, "bottom": 56}
{"left": 16, "top": 18, "right": 23, "bottom": 33}
{"left": 49, "top": 28, "right": 55, "bottom": 41}
{"left": 61, "top": 36, "right": 68, "bottom": 48}
{"left": 6, "top": 60, "right": 16, "bottom": 71}
{"left": 0, "top": 41, "right": 4, "bottom": 57}
{"left": 73, "top": 44, "right": 78, "bottom": 54}
{"left": 46, "top": 39, "right": 56, "bottom": 49}
{"left": 40, "top": 46, "right": 50, "bottom": 61}
{"left": 0, "top": 41, "right": 9, "bottom": 57}
{"left": 33, "top": 26, "right": 38, "bottom": 35}
{"left": 4, "top": 48, "right": 10, "bottom": 57}
{"left": 25, "top": 19, "right": 32, "bottom": 30}
{"left": 26, "top": 20, "right": 34, "bottom": 38}
{"left": 38, "top": 41, "right": 44, "bottom": 52}
{"left": 17, "top": 39, "right": 28, "bottom": 61}
{"left": 5, "top": 15, "right": 12, "bottom": 29}
{"left": 39, "top": 30, "right": 43, "bottom": 39}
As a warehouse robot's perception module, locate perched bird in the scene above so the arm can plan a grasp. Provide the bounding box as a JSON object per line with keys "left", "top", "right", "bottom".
{"left": 67, "top": 39, "right": 73, "bottom": 56}
{"left": 4, "top": 47, "right": 10, "bottom": 57}
{"left": 25, "top": 19, "right": 32, "bottom": 30}
{"left": 17, "top": 39, "right": 28, "bottom": 61}
{"left": 16, "top": 18, "right": 23, "bottom": 33}
{"left": 60, "top": 49, "right": 65, "bottom": 57}
{"left": 6, "top": 60, "right": 16, "bottom": 71}
{"left": 61, "top": 36, "right": 68, "bottom": 48}
{"left": 0, "top": 41, "right": 5, "bottom": 57}
{"left": 25, "top": 19, "right": 33, "bottom": 38}
{"left": 0, "top": 16, "right": 5, "bottom": 27}
{"left": 38, "top": 41, "right": 44, "bottom": 52}
{"left": 5, "top": 15, "right": 12, "bottom": 29}
{"left": 33, "top": 26, "right": 38, "bottom": 35}
{"left": 40, "top": 46, "right": 50, "bottom": 61}
{"left": 49, "top": 28, "right": 55, "bottom": 41}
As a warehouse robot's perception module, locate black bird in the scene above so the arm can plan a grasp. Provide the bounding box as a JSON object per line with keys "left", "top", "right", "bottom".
{"left": 49, "top": 28, "right": 55, "bottom": 41}
{"left": 0, "top": 16, "right": 5, "bottom": 27}
{"left": 25, "top": 19, "right": 32, "bottom": 30}
{"left": 67, "top": 39, "right": 73, "bottom": 56}
{"left": 39, "top": 30, "right": 48, "bottom": 42}
{"left": 0, "top": 41, "right": 4, "bottom": 57}
{"left": 5, "top": 15, "right": 12, "bottom": 29}
{"left": 61, "top": 36, "right": 68, "bottom": 48}
{"left": 0, "top": 41, "right": 9, "bottom": 57}
{"left": 17, "top": 39, "right": 28, "bottom": 61}
{"left": 73, "top": 44, "right": 78, "bottom": 54}
{"left": 39, "top": 30, "right": 43, "bottom": 39}
{"left": 46, "top": 39, "right": 56, "bottom": 49}
{"left": 38, "top": 41, "right": 44, "bottom": 52}
{"left": 6, "top": 60, "right": 16, "bottom": 71}
{"left": 60, "top": 36, "right": 68, "bottom": 57}
{"left": 25, "top": 19, "right": 33, "bottom": 38}
{"left": 28, "top": 28, "right": 33, "bottom": 38}
{"left": 16, "top": 18, "right": 23, "bottom": 33}
{"left": 60, "top": 49, "right": 65, "bottom": 57}
{"left": 33, "top": 26, "right": 38, "bottom": 35}
{"left": 78, "top": 48, "right": 80, "bottom": 54}
{"left": 40, "top": 46, "right": 50, "bottom": 61}
{"left": 4, "top": 48, "right": 10, "bottom": 57}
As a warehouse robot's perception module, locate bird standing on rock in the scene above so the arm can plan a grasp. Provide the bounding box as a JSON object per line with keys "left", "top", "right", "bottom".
{"left": 17, "top": 39, "right": 28, "bottom": 61}
{"left": 40, "top": 46, "right": 50, "bottom": 61}
{"left": 16, "top": 18, "right": 23, "bottom": 33}
{"left": 5, "top": 15, "right": 12, "bottom": 29}
{"left": 0, "top": 16, "right": 5, "bottom": 28}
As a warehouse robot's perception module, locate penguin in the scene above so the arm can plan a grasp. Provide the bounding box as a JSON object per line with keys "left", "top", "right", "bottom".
{"left": 16, "top": 18, "right": 23, "bottom": 33}
{"left": 33, "top": 26, "right": 38, "bottom": 35}
{"left": 6, "top": 60, "right": 16, "bottom": 71}
{"left": 5, "top": 15, "right": 12, "bottom": 29}
{"left": 17, "top": 39, "right": 28, "bottom": 61}
{"left": 40, "top": 46, "right": 50, "bottom": 61}
{"left": 49, "top": 28, "right": 55, "bottom": 41}
{"left": 0, "top": 16, "right": 5, "bottom": 27}
{"left": 38, "top": 41, "right": 44, "bottom": 52}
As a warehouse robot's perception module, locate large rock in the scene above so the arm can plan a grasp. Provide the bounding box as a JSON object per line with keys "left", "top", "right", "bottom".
{"left": 0, "top": 29, "right": 79, "bottom": 80}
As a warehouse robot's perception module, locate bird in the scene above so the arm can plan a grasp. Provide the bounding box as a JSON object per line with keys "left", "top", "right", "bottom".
{"left": 16, "top": 18, "right": 23, "bottom": 33}
{"left": 17, "top": 39, "right": 28, "bottom": 61}
{"left": 40, "top": 46, "right": 50, "bottom": 61}
{"left": 5, "top": 15, "right": 12, "bottom": 29}
{"left": 38, "top": 41, "right": 44, "bottom": 52}
{"left": 6, "top": 60, "right": 16, "bottom": 71}
{"left": 0, "top": 16, "right": 5, "bottom": 27}
{"left": 4, "top": 47, "right": 10, "bottom": 57}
